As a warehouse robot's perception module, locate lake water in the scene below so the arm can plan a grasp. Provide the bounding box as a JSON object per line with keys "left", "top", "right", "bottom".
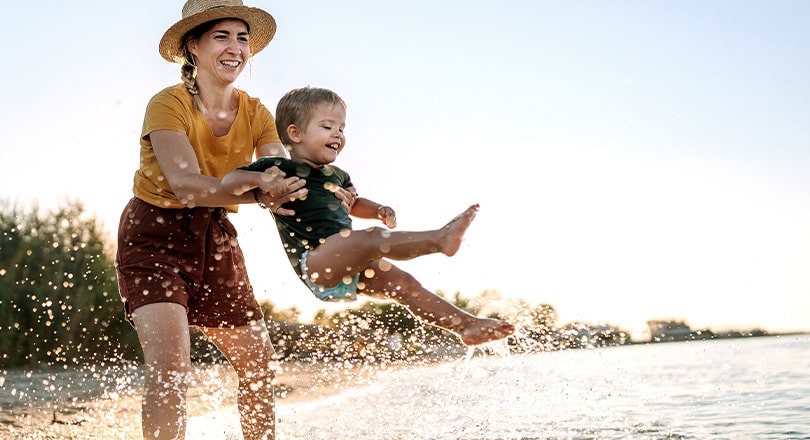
{"left": 3, "top": 334, "right": 810, "bottom": 439}
{"left": 190, "top": 334, "right": 810, "bottom": 440}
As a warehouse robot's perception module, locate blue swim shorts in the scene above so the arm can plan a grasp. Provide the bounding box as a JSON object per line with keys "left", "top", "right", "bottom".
{"left": 300, "top": 250, "right": 359, "bottom": 302}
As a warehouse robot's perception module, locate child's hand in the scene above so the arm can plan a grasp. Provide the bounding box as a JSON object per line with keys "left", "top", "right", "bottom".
{"left": 377, "top": 206, "right": 397, "bottom": 228}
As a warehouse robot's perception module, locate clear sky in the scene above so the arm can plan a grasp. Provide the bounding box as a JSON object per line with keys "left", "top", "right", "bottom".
{"left": 3, "top": 1, "right": 809, "bottom": 338}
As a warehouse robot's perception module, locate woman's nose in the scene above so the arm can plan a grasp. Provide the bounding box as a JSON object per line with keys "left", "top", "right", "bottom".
{"left": 227, "top": 40, "right": 242, "bottom": 57}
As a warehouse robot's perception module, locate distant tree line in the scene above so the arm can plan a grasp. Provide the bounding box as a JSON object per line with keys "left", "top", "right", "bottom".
{"left": 0, "top": 200, "right": 590, "bottom": 369}
{"left": 0, "top": 200, "right": 140, "bottom": 367}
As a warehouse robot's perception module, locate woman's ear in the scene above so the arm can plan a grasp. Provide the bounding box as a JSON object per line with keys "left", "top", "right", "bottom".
{"left": 287, "top": 124, "right": 302, "bottom": 143}
{"left": 186, "top": 37, "right": 198, "bottom": 57}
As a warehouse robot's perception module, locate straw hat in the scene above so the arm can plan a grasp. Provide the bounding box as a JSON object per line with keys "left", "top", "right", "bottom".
{"left": 159, "top": 0, "right": 276, "bottom": 63}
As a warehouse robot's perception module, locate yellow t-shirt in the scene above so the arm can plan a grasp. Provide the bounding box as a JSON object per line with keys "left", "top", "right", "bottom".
{"left": 132, "top": 84, "right": 279, "bottom": 212}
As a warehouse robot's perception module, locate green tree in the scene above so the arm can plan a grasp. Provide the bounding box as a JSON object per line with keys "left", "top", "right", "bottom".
{"left": 0, "top": 200, "right": 140, "bottom": 367}
{"left": 260, "top": 300, "right": 301, "bottom": 323}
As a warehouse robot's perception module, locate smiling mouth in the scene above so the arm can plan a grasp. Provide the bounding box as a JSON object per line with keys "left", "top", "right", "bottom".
{"left": 221, "top": 60, "right": 241, "bottom": 67}
{"left": 326, "top": 143, "right": 339, "bottom": 151}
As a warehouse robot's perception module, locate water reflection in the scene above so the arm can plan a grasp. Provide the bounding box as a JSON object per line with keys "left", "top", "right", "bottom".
{"left": 2, "top": 335, "right": 809, "bottom": 440}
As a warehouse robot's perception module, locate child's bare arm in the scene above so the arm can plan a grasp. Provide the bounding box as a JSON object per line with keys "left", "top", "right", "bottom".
{"left": 351, "top": 197, "right": 397, "bottom": 228}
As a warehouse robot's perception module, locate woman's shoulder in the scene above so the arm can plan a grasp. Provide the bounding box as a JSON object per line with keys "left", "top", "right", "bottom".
{"left": 151, "top": 83, "right": 187, "bottom": 99}
{"left": 236, "top": 89, "right": 271, "bottom": 116}
{"left": 147, "top": 84, "right": 191, "bottom": 108}
{"left": 142, "top": 84, "right": 194, "bottom": 133}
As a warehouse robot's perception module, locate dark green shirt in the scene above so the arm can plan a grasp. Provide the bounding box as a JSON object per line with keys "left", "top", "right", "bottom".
{"left": 239, "top": 157, "right": 353, "bottom": 275}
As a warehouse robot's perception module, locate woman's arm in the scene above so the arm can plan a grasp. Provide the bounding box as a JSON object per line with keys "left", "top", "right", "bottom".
{"left": 221, "top": 168, "right": 296, "bottom": 197}
{"left": 150, "top": 132, "right": 305, "bottom": 210}
{"left": 256, "top": 141, "right": 288, "bottom": 158}
{"left": 150, "top": 130, "right": 253, "bottom": 207}
{"left": 217, "top": 142, "right": 305, "bottom": 215}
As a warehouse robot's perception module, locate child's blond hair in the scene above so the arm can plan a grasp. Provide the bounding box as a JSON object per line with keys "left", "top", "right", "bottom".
{"left": 275, "top": 86, "right": 346, "bottom": 146}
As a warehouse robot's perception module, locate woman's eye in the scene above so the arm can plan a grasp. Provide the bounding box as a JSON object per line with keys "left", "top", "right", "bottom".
{"left": 238, "top": 36, "right": 249, "bottom": 43}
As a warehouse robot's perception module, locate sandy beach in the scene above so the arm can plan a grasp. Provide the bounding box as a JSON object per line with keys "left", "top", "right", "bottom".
{"left": 1, "top": 360, "right": 389, "bottom": 440}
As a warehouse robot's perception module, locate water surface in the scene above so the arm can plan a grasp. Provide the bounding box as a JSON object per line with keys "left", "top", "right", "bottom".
{"left": 198, "top": 335, "right": 810, "bottom": 439}
{"left": 3, "top": 335, "right": 808, "bottom": 439}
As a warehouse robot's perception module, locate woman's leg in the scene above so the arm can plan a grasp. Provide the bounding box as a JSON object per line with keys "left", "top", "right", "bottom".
{"left": 359, "top": 260, "right": 514, "bottom": 345}
{"left": 306, "top": 204, "right": 479, "bottom": 287}
{"left": 202, "top": 320, "right": 277, "bottom": 440}
{"left": 132, "top": 302, "right": 192, "bottom": 440}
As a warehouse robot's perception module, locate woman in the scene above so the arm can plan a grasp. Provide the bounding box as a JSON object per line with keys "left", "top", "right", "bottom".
{"left": 115, "top": 1, "right": 350, "bottom": 438}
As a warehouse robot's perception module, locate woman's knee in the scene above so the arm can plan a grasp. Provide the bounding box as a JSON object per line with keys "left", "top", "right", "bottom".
{"left": 133, "top": 303, "right": 191, "bottom": 369}
{"left": 203, "top": 324, "right": 277, "bottom": 374}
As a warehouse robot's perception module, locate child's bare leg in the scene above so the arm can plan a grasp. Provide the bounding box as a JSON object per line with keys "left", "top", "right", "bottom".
{"left": 359, "top": 260, "right": 514, "bottom": 346}
{"left": 307, "top": 204, "right": 479, "bottom": 287}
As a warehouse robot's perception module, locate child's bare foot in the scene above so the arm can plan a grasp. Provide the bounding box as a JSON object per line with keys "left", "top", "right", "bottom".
{"left": 459, "top": 317, "right": 515, "bottom": 346}
{"left": 439, "top": 204, "right": 480, "bottom": 256}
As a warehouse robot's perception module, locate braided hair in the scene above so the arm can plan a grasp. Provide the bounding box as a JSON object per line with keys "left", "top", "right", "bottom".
{"left": 180, "top": 45, "right": 204, "bottom": 113}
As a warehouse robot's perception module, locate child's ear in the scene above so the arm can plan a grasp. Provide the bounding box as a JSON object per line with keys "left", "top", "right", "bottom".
{"left": 287, "top": 124, "right": 302, "bottom": 143}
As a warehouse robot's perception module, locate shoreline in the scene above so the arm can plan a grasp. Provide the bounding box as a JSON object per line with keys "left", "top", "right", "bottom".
{"left": 0, "top": 359, "right": 417, "bottom": 440}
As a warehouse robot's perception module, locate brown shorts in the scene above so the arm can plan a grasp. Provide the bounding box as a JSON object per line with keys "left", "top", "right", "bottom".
{"left": 115, "top": 197, "right": 263, "bottom": 328}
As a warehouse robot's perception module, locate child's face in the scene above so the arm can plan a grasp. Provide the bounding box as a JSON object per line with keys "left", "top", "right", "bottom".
{"left": 290, "top": 102, "right": 346, "bottom": 166}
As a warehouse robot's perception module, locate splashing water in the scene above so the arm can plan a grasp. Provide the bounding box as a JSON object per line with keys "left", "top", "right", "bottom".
{"left": 2, "top": 335, "right": 808, "bottom": 439}
{"left": 200, "top": 335, "right": 810, "bottom": 440}
{"left": 0, "top": 362, "right": 241, "bottom": 439}
{"left": 464, "top": 337, "right": 512, "bottom": 361}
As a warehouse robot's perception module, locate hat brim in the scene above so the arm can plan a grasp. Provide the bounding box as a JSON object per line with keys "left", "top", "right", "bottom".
{"left": 159, "top": 6, "right": 276, "bottom": 63}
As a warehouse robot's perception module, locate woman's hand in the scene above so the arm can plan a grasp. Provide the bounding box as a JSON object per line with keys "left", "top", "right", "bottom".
{"left": 333, "top": 187, "right": 358, "bottom": 212}
{"left": 254, "top": 167, "right": 307, "bottom": 216}
{"left": 255, "top": 167, "right": 296, "bottom": 198}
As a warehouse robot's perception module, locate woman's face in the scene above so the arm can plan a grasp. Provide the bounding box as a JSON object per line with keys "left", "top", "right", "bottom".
{"left": 188, "top": 19, "right": 251, "bottom": 85}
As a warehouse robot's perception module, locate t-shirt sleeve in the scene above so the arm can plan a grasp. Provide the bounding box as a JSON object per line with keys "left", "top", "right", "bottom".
{"left": 141, "top": 88, "right": 190, "bottom": 142}
{"left": 334, "top": 165, "right": 354, "bottom": 190}
{"left": 252, "top": 99, "right": 281, "bottom": 147}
